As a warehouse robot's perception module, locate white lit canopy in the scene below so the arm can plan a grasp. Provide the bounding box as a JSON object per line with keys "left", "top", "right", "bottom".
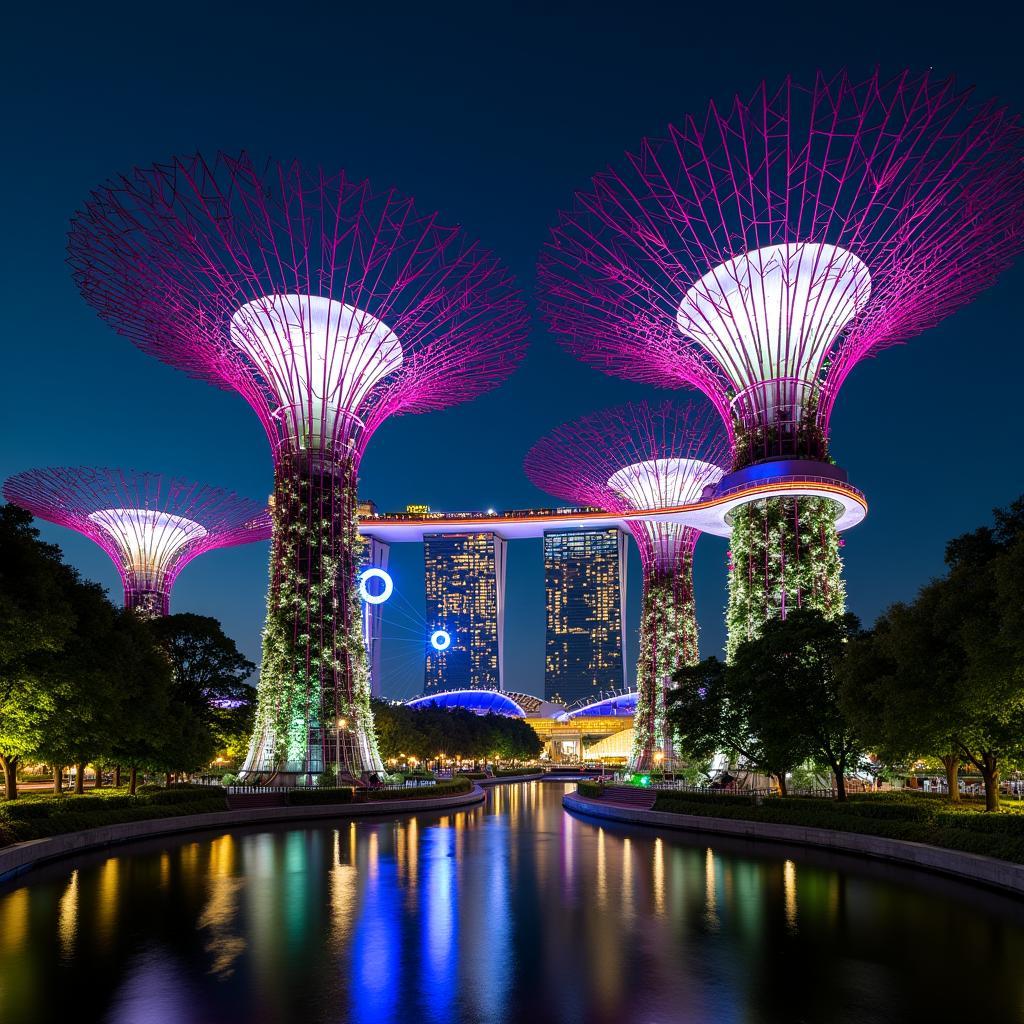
{"left": 608, "top": 458, "right": 724, "bottom": 570}
{"left": 230, "top": 294, "right": 404, "bottom": 452}
{"left": 88, "top": 508, "right": 207, "bottom": 588}
{"left": 676, "top": 242, "right": 871, "bottom": 422}
{"left": 607, "top": 458, "right": 724, "bottom": 511}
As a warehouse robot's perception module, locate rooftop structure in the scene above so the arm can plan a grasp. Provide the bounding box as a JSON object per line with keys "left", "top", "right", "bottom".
{"left": 3, "top": 467, "right": 270, "bottom": 616}
{"left": 405, "top": 689, "right": 528, "bottom": 718}
{"left": 402, "top": 688, "right": 634, "bottom": 762}
{"left": 525, "top": 400, "right": 730, "bottom": 770}
{"left": 539, "top": 69, "right": 1024, "bottom": 655}
{"left": 68, "top": 152, "right": 528, "bottom": 782}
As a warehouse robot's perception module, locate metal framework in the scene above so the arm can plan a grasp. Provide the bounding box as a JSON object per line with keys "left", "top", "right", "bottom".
{"left": 3, "top": 467, "right": 270, "bottom": 616}
{"left": 524, "top": 400, "right": 730, "bottom": 771}
{"left": 68, "top": 152, "right": 529, "bottom": 783}
{"left": 539, "top": 69, "right": 1024, "bottom": 650}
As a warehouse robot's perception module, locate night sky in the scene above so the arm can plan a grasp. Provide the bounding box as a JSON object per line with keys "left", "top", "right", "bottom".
{"left": 4, "top": 5, "right": 1023, "bottom": 701}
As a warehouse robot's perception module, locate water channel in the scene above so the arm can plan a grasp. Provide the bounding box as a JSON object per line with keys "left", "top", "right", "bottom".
{"left": 1, "top": 781, "right": 1023, "bottom": 1023}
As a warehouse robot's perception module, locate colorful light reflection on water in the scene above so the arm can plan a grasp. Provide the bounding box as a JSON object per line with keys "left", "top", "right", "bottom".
{"left": 2, "top": 782, "right": 1024, "bottom": 1023}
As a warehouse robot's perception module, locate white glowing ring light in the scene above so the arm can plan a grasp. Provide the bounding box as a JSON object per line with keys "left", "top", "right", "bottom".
{"left": 358, "top": 567, "right": 393, "bottom": 605}
{"left": 430, "top": 629, "right": 451, "bottom": 651}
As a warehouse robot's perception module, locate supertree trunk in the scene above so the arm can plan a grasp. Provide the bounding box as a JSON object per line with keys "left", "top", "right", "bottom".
{"left": 725, "top": 496, "right": 845, "bottom": 661}
{"left": 243, "top": 451, "right": 382, "bottom": 783}
{"left": 631, "top": 556, "right": 699, "bottom": 772}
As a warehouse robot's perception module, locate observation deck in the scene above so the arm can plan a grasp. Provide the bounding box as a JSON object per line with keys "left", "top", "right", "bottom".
{"left": 358, "top": 461, "right": 866, "bottom": 543}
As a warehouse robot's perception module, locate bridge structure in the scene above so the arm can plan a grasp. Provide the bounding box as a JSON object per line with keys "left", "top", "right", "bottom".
{"left": 353, "top": 460, "right": 868, "bottom": 700}
{"left": 357, "top": 461, "right": 866, "bottom": 542}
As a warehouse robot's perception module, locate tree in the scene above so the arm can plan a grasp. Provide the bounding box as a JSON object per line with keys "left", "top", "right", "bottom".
{"left": 105, "top": 610, "right": 175, "bottom": 794}
{"left": 731, "top": 610, "right": 863, "bottom": 801}
{"left": 668, "top": 656, "right": 805, "bottom": 795}
{"left": 370, "top": 700, "right": 423, "bottom": 762}
{"left": 0, "top": 505, "right": 77, "bottom": 799}
{"left": 148, "top": 613, "right": 256, "bottom": 758}
{"left": 839, "top": 604, "right": 964, "bottom": 801}
{"left": 841, "top": 497, "right": 1024, "bottom": 811}
{"left": 33, "top": 578, "right": 122, "bottom": 794}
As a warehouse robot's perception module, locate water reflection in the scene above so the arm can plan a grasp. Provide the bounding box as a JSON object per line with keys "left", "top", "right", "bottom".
{"left": 1, "top": 782, "right": 1024, "bottom": 1023}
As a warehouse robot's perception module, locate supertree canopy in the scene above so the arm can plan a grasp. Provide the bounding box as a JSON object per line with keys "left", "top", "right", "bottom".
{"left": 3, "top": 467, "right": 270, "bottom": 616}
{"left": 539, "top": 69, "right": 1024, "bottom": 657}
{"left": 68, "top": 152, "right": 529, "bottom": 783}
{"left": 524, "top": 400, "right": 730, "bottom": 770}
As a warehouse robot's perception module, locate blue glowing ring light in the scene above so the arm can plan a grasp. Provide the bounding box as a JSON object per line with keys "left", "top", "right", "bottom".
{"left": 358, "top": 567, "right": 393, "bottom": 605}
{"left": 430, "top": 629, "right": 451, "bottom": 651}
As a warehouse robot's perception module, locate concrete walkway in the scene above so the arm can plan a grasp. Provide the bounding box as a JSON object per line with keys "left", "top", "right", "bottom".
{"left": 0, "top": 785, "right": 485, "bottom": 884}
{"left": 563, "top": 790, "right": 1024, "bottom": 897}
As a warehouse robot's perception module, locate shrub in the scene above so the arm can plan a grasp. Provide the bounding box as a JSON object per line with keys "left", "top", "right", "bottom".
{"left": 653, "top": 791, "right": 759, "bottom": 811}
{"left": 577, "top": 781, "right": 604, "bottom": 798}
{"left": 833, "top": 800, "right": 936, "bottom": 822}
{"left": 1, "top": 802, "right": 53, "bottom": 820}
{"left": 935, "top": 811, "right": 1024, "bottom": 835}
{"left": 0, "top": 794, "right": 230, "bottom": 847}
{"left": 364, "top": 777, "right": 471, "bottom": 801}
{"left": 286, "top": 787, "right": 355, "bottom": 806}
{"left": 143, "top": 787, "right": 226, "bottom": 806}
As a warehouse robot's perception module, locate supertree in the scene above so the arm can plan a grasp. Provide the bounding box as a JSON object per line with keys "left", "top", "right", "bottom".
{"left": 67, "top": 152, "right": 529, "bottom": 783}
{"left": 524, "top": 400, "right": 730, "bottom": 770}
{"left": 539, "top": 69, "right": 1024, "bottom": 657}
{"left": 3, "top": 467, "right": 270, "bottom": 616}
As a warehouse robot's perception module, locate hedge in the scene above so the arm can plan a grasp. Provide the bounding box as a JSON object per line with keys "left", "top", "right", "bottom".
{"left": 363, "top": 777, "right": 472, "bottom": 801}
{"left": 286, "top": 778, "right": 474, "bottom": 805}
{"left": 286, "top": 787, "right": 355, "bottom": 806}
{"left": 577, "top": 781, "right": 604, "bottom": 798}
{"left": 646, "top": 792, "right": 1024, "bottom": 864}
{"left": 0, "top": 789, "right": 228, "bottom": 847}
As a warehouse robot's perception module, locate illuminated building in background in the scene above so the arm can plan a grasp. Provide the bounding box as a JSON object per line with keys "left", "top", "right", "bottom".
{"left": 525, "top": 400, "right": 729, "bottom": 770}
{"left": 360, "top": 536, "right": 390, "bottom": 697}
{"left": 543, "top": 528, "right": 627, "bottom": 704}
{"left": 423, "top": 532, "right": 507, "bottom": 693}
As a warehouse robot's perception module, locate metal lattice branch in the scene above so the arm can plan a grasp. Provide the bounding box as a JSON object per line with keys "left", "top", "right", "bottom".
{"left": 539, "top": 69, "right": 1024, "bottom": 438}
{"left": 68, "top": 152, "right": 530, "bottom": 460}
{"left": 3, "top": 467, "right": 270, "bottom": 613}
{"left": 524, "top": 400, "right": 730, "bottom": 571}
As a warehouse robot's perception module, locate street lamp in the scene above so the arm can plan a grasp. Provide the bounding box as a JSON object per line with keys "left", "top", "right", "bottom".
{"left": 335, "top": 717, "right": 349, "bottom": 781}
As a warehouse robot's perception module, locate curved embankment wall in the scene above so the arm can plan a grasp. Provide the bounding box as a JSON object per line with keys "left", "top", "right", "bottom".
{"left": 563, "top": 791, "right": 1024, "bottom": 897}
{"left": 0, "top": 785, "right": 485, "bottom": 883}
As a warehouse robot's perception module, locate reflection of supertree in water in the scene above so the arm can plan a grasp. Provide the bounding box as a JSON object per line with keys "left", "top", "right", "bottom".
{"left": 68, "top": 153, "right": 528, "bottom": 782}
{"left": 3, "top": 467, "right": 270, "bottom": 616}
{"left": 525, "top": 401, "right": 730, "bottom": 770}
{"left": 539, "top": 70, "right": 1024, "bottom": 656}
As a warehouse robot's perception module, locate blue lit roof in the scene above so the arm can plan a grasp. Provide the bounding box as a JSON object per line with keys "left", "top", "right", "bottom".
{"left": 562, "top": 692, "right": 637, "bottom": 719}
{"left": 405, "top": 690, "right": 527, "bottom": 718}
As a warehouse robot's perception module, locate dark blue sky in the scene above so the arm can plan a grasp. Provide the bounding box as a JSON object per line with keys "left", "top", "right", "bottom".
{"left": 4, "top": 5, "right": 1023, "bottom": 701}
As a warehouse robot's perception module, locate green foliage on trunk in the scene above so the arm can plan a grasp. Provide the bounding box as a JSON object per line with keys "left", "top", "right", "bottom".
{"left": 246, "top": 455, "right": 382, "bottom": 777}
{"left": 632, "top": 564, "right": 698, "bottom": 770}
{"left": 726, "top": 496, "right": 845, "bottom": 661}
